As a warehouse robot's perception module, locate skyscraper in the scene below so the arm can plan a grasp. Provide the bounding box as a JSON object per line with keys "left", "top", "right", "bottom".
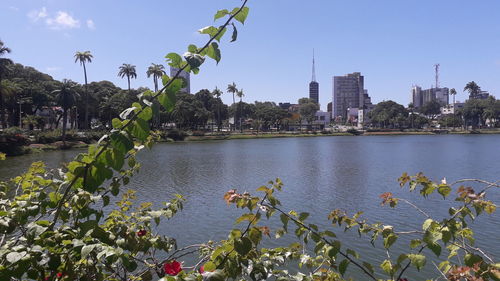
{"left": 333, "top": 72, "right": 366, "bottom": 121}
{"left": 309, "top": 50, "right": 319, "bottom": 104}
{"left": 170, "top": 66, "right": 191, "bottom": 93}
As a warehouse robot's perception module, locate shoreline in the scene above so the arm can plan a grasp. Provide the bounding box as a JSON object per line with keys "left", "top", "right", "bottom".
{"left": 5, "top": 129, "right": 500, "bottom": 157}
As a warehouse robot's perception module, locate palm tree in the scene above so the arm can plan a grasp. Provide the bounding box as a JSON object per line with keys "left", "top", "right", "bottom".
{"left": 449, "top": 88, "right": 457, "bottom": 111}
{"left": 118, "top": 64, "right": 137, "bottom": 93}
{"left": 0, "top": 40, "right": 13, "bottom": 128}
{"left": 236, "top": 89, "right": 244, "bottom": 133}
{"left": 52, "top": 80, "right": 79, "bottom": 144}
{"left": 464, "top": 81, "right": 480, "bottom": 99}
{"left": 146, "top": 63, "right": 166, "bottom": 92}
{"left": 74, "top": 51, "right": 93, "bottom": 129}
{"left": 212, "top": 87, "right": 223, "bottom": 131}
{"left": 226, "top": 82, "right": 237, "bottom": 131}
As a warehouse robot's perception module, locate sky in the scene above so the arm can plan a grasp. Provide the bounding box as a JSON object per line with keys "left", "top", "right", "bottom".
{"left": 1, "top": 0, "right": 500, "bottom": 110}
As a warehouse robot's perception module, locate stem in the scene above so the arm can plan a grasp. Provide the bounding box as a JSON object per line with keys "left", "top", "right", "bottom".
{"left": 47, "top": 0, "right": 250, "bottom": 230}
{"left": 267, "top": 204, "right": 378, "bottom": 281}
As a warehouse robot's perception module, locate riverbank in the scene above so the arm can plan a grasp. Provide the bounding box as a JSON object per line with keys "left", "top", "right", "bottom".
{"left": 3, "top": 128, "right": 500, "bottom": 157}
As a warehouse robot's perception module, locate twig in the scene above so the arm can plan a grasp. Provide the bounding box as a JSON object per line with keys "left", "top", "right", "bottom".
{"left": 399, "top": 198, "right": 430, "bottom": 218}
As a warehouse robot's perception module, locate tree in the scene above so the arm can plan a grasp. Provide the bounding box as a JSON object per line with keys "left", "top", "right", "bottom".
{"left": 298, "top": 97, "right": 319, "bottom": 130}
{"left": 464, "top": 81, "right": 481, "bottom": 99}
{"left": 420, "top": 100, "right": 442, "bottom": 119}
{"left": 236, "top": 89, "right": 244, "bottom": 132}
{"left": 118, "top": 64, "right": 137, "bottom": 93}
{"left": 369, "top": 100, "right": 408, "bottom": 128}
{"left": 212, "top": 87, "right": 223, "bottom": 131}
{"left": 146, "top": 63, "right": 165, "bottom": 92}
{"left": 0, "top": 40, "right": 13, "bottom": 128}
{"left": 450, "top": 88, "right": 457, "bottom": 108}
{"left": 74, "top": 51, "right": 93, "bottom": 129}
{"left": 52, "top": 79, "right": 79, "bottom": 144}
{"left": 227, "top": 82, "right": 237, "bottom": 130}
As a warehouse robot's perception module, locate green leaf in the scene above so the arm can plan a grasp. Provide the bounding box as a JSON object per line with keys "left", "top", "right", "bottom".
{"left": 110, "top": 131, "right": 133, "bottom": 154}
{"left": 407, "top": 254, "right": 426, "bottom": 271}
{"left": 234, "top": 237, "right": 252, "bottom": 256}
{"left": 298, "top": 212, "right": 309, "bottom": 221}
{"left": 81, "top": 245, "right": 95, "bottom": 259}
{"left": 280, "top": 213, "right": 289, "bottom": 229}
{"left": 346, "top": 249, "right": 359, "bottom": 259}
{"left": 112, "top": 118, "right": 123, "bottom": 129}
{"left": 214, "top": 9, "right": 229, "bottom": 21}
{"left": 427, "top": 242, "right": 442, "bottom": 257}
{"left": 410, "top": 239, "right": 422, "bottom": 249}
{"left": 437, "top": 184, "right": 452, "bottom": 198}
{"left": 339, "top": 259, "right": 349, "bottom": 276}
{"left": 205, "top": 270, "right": 225, "bottom": 281}
{"left": 204, "top": 261, "right": 216, "bottom": 272}
{"left": 230, "top": 23, "right": 237, "bottom": 42}
{"left": 121, "top": 255, "right": 138, "bottom": 272}
{"left": 130, "top": 118, "right": 150, "bottom": 141}
{"left": 183, "top": 52, "right": 205, "bottom": 69}
{"left": 232, "top": 6, "right": 249, "bottom": 24}
{"left": 363, "top": 262, "right": 374, "bottom": 274}
{"left": 422, "top": 219, "right": 433, "bottom": 230}
{"left": 138, "top": 107, "right": 153, "bottom": 121}
{"left": 158, "top": 92, "right": 175, "bottom": 113}
{"left": 206, "top": 42, "right": 221, "bottom": 64}
{"left": 464, "top": 253, "right": 482, "bottom": 267}
{"left": 6, "top": 252, "right": 25, "bottom": 263}
{"left": 215, "top": 26, "right": 227, "bottom": 42}
{"left": 383, "top": 233, "right": 397, "bottom": 249}
{"left": 380, "top": 259, "right": 393, "bottom": 275}
{"left": 165, "top": 53, "right": 182, "bottom": 68}
{"left": 199, "top": 26, "right": 218, "bottom": 37}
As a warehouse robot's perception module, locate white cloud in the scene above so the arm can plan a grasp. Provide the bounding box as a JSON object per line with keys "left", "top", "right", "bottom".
{"left": 28, "top": 7, "right": 48, "bottom": 22}
{"left": 46, "top": 11, "right": 80, "bottom": 30}
{"left": 86, "top": 19, "right": 95, "bottom": 30}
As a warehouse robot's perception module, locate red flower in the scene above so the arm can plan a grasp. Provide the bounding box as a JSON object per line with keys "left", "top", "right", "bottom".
{"left": 199, "top": 265, "right": 205, "bottom": 274}
{"left": 137, "top": 229, "right": 147, "bottom": 237}
{"left": 44, "top": 275, "right": 50, "bottom": 281}
{"left": 56, "top": 272, "right": 63, "bottom": 278}
{"left": 163, "top": 260, "right": 182, "bottom": 276}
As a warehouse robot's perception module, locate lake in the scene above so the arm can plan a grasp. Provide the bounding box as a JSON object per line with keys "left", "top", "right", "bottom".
{"left": 1, "top": 134, "right": 499, "bottom": 279}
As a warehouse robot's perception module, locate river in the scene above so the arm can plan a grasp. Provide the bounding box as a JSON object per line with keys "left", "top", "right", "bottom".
{"left": 1, "top": 135, "right": 499, "bottom": 279}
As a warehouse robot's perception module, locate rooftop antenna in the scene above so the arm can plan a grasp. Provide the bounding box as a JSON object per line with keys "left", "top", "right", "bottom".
{"left": 434, "top": 63, "right": 440, "bottom": 89}
{"left": 311, "top": 49, "right": 316, "bottom": 82}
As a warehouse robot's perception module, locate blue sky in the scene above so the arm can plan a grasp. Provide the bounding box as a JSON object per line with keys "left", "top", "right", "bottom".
{"left": 1, "top": 0, "right": 500, "bottom": 110}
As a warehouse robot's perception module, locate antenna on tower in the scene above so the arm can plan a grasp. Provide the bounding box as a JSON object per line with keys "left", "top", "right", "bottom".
{"left": 434, "top": 63, "right": 440, "bottom": 89}
{"left": 311, "top": 49, "right": 316, "bottom": 82}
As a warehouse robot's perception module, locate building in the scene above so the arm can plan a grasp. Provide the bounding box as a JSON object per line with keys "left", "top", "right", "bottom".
{"left": 412, "top": 86, "right": 449, "bottom": 108}
{"left": 313, "top": 111, "right": 331, "bottom": 129}
{"left": 309, "top": 52, "right": 319, "bottom": 104}
{"left": 332, "top": 72, "right": 373, "bottom": 126}
{"left": 441, "top": 102, "right": 464, "bottom": 115}
{"left": 170, "top": 66, "right": 190, "bottom": 93}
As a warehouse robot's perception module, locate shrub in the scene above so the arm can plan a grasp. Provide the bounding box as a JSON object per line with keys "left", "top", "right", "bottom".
{"left": 166, "top": 129, "right": 188, "bottom": 141}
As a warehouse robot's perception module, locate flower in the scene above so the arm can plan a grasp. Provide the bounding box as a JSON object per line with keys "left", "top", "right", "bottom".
{"left": 163, "top": 260, "right": 182, "bottom": 276}
{"left": 137, "top": 229, "right": 147, "bottom": 237}
{"left": 199, "top": 265, "right": 205, "bottom": 274}
{"left": 56, "top": 272, "right": 63, "bottom": 278}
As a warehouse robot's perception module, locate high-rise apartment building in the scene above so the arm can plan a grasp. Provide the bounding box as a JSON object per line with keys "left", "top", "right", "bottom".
{"left": 309, "top": 52, "right": 319, "bottom": 104}
{"left": 332, "top": 72, "right": 368, "bottom": 121}
{"left": 170, "top": 66, "right": 191, "bottom": 93}
{"left": 411, "top": 86, "right": 449, "bottom": 108}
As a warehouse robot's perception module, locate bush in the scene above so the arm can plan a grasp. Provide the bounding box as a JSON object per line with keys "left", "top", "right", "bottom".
{"left": 347, "top": 128, "right": 362, "bottom": 135}
{"left": 191, "top": 130, "right": 206, "bottom": 136}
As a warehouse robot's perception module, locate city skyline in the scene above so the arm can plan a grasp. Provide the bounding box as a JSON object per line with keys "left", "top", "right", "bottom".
{"left": 1, "top": 1, "right": 499, "bottom": 110}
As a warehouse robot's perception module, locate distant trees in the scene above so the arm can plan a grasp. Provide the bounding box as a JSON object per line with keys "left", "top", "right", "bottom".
{"left": 464, "top": 81, "right": 481, "bottom": 99}
{"left": 420, "top": 100, "right": 441, "bottom": 119}
{"left": 118, "top": 64, "right": 137, "bottom": 93}
{"left": 0, "top": 40, "right": 13, "bottom": 128}
{"left": 146, "top": 63, "right": 165, "bottom": 92}
{"left": 236, "top": 89, "right": 244, "bottom": 132}
{"left": 298, "top": 98, "right": 319, "bottom": 129}
{"left": 368, "top": 100, "right": 408, "bottom": 128}
{"left": 74, "top": 51, "right": 93, "bottom": 129}
{"left": 53, "top": 80, "right": 79, "bottom": 143}
{"left": 460, "top": 96, "right": 500, "bottom": 128}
